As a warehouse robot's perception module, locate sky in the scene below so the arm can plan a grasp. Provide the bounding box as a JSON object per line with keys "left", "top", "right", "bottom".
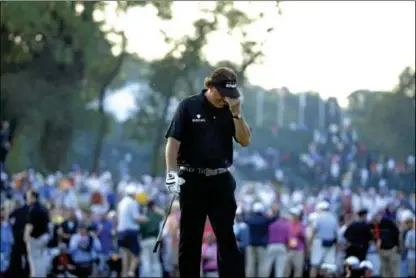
{"left": 101, "top": 1, "right": 415, "bottom": 119}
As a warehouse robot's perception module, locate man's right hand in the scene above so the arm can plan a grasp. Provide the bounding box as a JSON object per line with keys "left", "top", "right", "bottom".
{"left": 165, "top": 171, "right": 184, "bottom": 196}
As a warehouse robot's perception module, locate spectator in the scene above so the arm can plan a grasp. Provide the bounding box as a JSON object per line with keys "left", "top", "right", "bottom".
{"left": 49, "top": 243, "right": 75, "bottom": 278}
{"left": 373, "top": 211, "right": 400, "bottom": 277}
{"left": 8, "top": 199, "right": 30, "bottom": 278}
{"left": 261, "top": 208, "right": 290, "bottom": 277}
{"left": 344, "top": 209, "right": 372, "bottom": 261}
{"left": 404, "top": 213, "right": 415, "bottom": 278}
{"left": 359, "top": 260, "right": 374, "bottom": 278}
{"left": 68, "top": 222, "right": 101, "bottom": 278}
{"left": 343, "top": 256, "right": 361, "bottom": 278}
{"left": 201, "top": 232, "right": 218, "bottom": 277}
{"left": 367, "top": 213, "right": 382, "bottom": 276}
{"left": 24, "top": 190, "right": 50, "bottom": 277}
{"left": 244, "top": 202, "right": 277, "bottom": 277}
{"left": 309, "top": 201, "right": 338, "bottom": 278}
{"left": 1, "top": 206, "right": 14, "bottom": 276}
{"left": 94, "top": 211, "right": 115, "bottom": 275}
{"left": 336, "top": 214, "right": 348, "bottom": 272}
{"left": 140, "top": 200, "right": 164, "bottom": 277}
{"left": 284, "top": 207, "right": 306, "bottom": 278}
{"left": 233, "top": 207, "right": 249, "bottom": 265}
{"left": 106, "top": 251, "right": 122, "bottom": 278}
{"left": 116, "top": 185, "right": 147, "bottom": 277}
{"left": 57, "top": 208, "right": 79, "bottom": 247}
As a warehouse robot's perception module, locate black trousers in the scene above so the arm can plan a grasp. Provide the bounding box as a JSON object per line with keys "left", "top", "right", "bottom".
{"left": 178, "top": 171, "right": 245, "bottom": 278}
{"left": 345, "top": 245, "right": 368, "bottom": 262}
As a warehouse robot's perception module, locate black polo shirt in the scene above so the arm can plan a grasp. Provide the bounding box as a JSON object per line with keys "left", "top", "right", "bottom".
{"left": 27, "top": 202, "right": 50, "bottom": 238}
{"left": 165, "top": 90, "right": 235, "bottom": 169}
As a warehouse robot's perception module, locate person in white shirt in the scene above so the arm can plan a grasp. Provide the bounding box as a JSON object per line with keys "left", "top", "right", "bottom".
{"left": 404, "top": 214, "right": 415, "bottom": 278}
{"left": 117, "top": 185, "right": 148, "bottom": 277}
{"left": 309, "top": 201, "right": 338, "bottom": 278}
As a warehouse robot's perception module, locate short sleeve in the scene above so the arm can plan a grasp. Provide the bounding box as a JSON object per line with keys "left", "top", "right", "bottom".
{"left": 165, "top": 101, "right": 187, "bottom": 141}
{"left": 27, "top": 208, "right": 36, "bottom": 225}
{"left": 129, "top": 201, "right": 140, "bottom": 220}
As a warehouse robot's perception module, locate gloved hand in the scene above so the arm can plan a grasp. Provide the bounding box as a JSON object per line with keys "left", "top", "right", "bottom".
{"left": 165, "top": 171, "right": 185, "bottom": 196}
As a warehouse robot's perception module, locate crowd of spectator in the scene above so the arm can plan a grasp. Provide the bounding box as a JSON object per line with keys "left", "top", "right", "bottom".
{"left": 0, "top": 164, "right": 414, "bottom": 278}
{"left": 0, "top": 117, "right": 415, "bottom": 278}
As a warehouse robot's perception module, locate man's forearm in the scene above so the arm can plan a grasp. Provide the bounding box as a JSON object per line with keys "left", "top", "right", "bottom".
{"left": 165, "top": 138, "right": 180, "bottom": 172}
{"left": 234, "top": 118, "right": 251, "bottom": 147}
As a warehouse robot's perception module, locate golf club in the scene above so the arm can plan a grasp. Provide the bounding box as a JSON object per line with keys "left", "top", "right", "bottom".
{"left": 153, "top": 194, "right": 176, "bottom": 253}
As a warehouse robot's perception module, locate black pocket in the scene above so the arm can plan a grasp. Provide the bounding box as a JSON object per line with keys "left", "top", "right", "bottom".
{"left": 322, "top": 239, "right": 336, "bottom": 247}
{"left": 223, "top": 172, "right": 237, "bottom": 192}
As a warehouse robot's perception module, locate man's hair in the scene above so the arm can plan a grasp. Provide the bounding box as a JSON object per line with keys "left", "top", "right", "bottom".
{"left": 204, "top": 67, "right": 237, "bottom": 88}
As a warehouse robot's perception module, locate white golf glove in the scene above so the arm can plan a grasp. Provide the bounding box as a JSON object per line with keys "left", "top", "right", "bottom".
{"left": 165, "top": 171, "right": 185, "bottom": 196}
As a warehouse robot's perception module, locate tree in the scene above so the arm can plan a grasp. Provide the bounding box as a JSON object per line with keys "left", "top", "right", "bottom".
{"left": 0, "top": 1, "right": 174, "bottom": 172}
{"left": 349, "top": 67, "right": 415, "bottom": 160}
{"left": 90, "top": 33, "right": 127, "bottom": 173}
{"left": 124, "top": 1, "right": 281, "bottom": 175}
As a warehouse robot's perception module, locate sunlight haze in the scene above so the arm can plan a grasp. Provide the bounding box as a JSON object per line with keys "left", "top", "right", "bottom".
{"left": 104, "top": 1, "right": 415, "bottom": 108}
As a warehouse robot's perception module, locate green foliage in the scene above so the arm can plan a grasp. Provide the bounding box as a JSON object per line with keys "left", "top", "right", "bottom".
{"left": 1, "top": 1, "right": 173, "bottom": 172}
{"left": 348, "top": 67, "right": 415, "bottom": 160}
{"left": 123, "top": 1, "right": 281, "bottom": 174}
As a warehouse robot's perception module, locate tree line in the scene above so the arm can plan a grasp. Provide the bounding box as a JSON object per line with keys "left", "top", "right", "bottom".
{"left": 1, "top": 2, "right": 414, "bottom": 176}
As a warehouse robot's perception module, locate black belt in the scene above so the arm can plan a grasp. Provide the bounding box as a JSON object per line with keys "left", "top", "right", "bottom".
{"left": 179, "top": 166, "right": 228, "bottom": 176}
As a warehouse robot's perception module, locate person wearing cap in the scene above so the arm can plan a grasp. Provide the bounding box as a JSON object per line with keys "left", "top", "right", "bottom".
{"left": 320, "top": 263, "right": 338, "bottom": 278}
{"left": 116, "top": 185, "right": 148, "bottom": 277}
{"left": 344, "top": 208, "right": 372, "bottom": 261}
{"left": 343, "top": 256, "right": 361, "bottom": 278}
{"left": 404, "top": 213, "right": 415, "bottom": 278}
{"left": 309, "top": 201, "right": 338, "bottom": 278}
{"left": 245, "top": 202, "right": 278, "bottom": 277}
{"left": 359, "top": 260, "right": 373, "bottom": 278}
{"left": 164, "top": 67, "right": 250, "bottom": 277}
{"left": 284, "top": 207, "right": 306, "bottom": 278}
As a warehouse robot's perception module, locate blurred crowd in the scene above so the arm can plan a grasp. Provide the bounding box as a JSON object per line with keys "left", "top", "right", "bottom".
{"left": 0, "top": 115, "right": 415, "bottom": 278}
{"left": 234, "top": 119, "right": 415, "bottom": 193}
{"left": 0, "top": 165, "right": 415, "bottom": 278}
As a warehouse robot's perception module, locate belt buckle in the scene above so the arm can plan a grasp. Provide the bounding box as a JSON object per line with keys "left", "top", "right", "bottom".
{"left": 205, "top": 169, "right": 215, "bottom": 176}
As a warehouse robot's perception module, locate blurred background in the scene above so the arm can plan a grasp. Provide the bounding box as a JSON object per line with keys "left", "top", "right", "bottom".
{"left": 1, "top": 1, "right": 415, "bottom": 184}
{"left": 0, "top": 1, "right": 415, "bottom": 278}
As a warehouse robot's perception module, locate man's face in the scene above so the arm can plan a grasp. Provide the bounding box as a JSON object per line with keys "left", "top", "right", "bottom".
{"left": 210, "top": 87, "right": 228, "bottom": 108}
{"left": 26, "top": 192, "right": 35, "bottom": 205}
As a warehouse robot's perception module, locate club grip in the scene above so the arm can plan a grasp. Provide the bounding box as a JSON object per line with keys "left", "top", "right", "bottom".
{"left": 153, "top": 240, "right": 161, "bottom": 253}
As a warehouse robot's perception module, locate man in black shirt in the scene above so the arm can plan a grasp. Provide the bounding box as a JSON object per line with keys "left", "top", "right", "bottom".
{"left": 344, "top": 209, "right": 372, "bottom": 261}
{"left": 373, "top": 214, "right": 400, "bottom": 277}
{"left": 8, "top": 199, "right": 30, "bottom": 278}
{"left": 24, "top": 190, "right": 50, "bottom": 277}
{"left": 164, "top": 67, "right": 251, "bottom": 278}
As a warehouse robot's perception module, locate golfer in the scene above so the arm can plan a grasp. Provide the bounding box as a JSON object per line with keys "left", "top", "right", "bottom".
{"left": 164, "top": 67, "right": 251, "bottom": 277}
